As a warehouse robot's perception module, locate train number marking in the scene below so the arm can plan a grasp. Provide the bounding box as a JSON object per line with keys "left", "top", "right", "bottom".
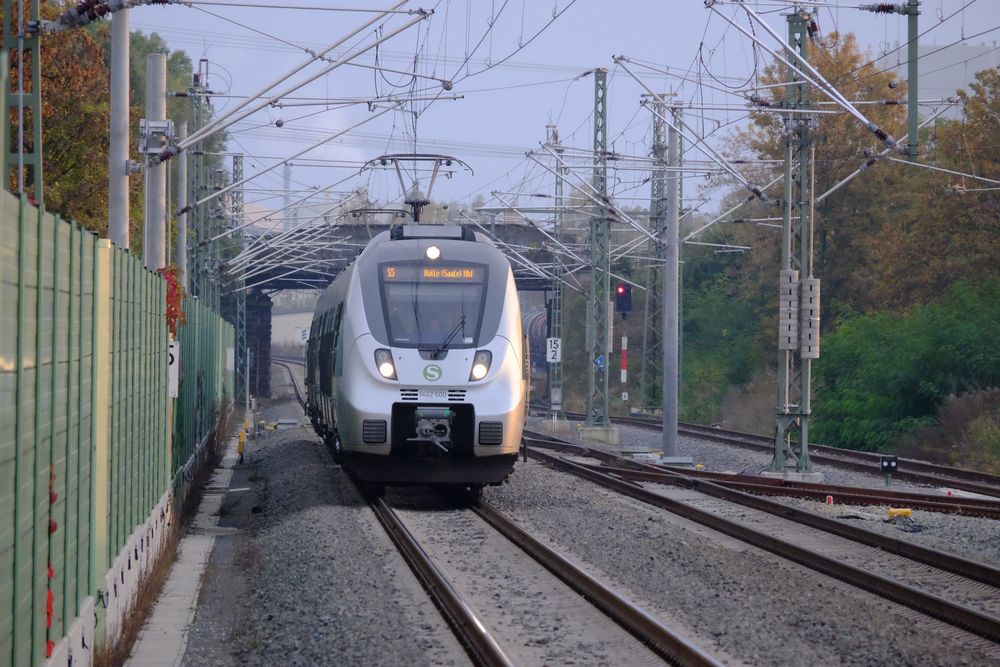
{"left": 419, "top": 389, "right": 446, "bottom": 399}
{"left": 546, "top": 337, "right": 561, "bottom": 363}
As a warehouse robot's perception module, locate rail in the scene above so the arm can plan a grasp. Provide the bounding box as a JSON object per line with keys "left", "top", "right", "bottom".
{"left": 473, "top": 501, "right": 722, "bottom": 667}
{"left": 552, "top": 410, "right": 1000, "bottom": 498}
{"left": 524, "top": 440, "right": 1000, "bottom": 642}
{"left": 276, "top": 357, "right": 719, "bottom": 664}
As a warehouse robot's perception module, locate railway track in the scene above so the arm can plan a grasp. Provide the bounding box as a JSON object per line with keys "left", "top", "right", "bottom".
{"left": 595, "top": 461, "right": 1000, "bottom": 519}
{"left": 273, "top": 359, "right": 721, "bottom": 666}
{"left": 553, "top": 409, "right": 1000, "bottom": 498}
{"left": 523, "top": 429, "right": 1000, "bottom": 645}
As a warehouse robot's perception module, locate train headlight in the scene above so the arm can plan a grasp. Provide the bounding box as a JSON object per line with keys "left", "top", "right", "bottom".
{"left": 426, "top": 245, "right": 441, "bottom": 260}
{"left": 374, "top": 348, "right": 397, "bottom": 380}
{"left": 469, "top": 350, "right": 492, "bottom": 381}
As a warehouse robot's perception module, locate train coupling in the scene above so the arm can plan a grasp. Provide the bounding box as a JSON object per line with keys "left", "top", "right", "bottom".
{"left": 410, "top": 406, "right": 453, "bottom": 453}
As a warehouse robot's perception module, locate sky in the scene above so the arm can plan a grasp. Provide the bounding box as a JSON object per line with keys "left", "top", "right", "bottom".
{"left": 122, "top": 0, "right": 1000, "bottom": 223}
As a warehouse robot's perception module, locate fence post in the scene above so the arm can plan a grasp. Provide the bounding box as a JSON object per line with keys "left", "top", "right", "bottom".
{"left": 90, "top": 240, "right": 112, "bottom": 626}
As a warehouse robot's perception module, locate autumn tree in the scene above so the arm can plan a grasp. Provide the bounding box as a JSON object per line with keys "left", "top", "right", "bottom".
{"left": 862, "top": 67, "right": 1000, "bottom": 307}
{"left": 3, "top": 4, "right": 112, "bottom": 232}
{"left": 730, "top": 32, "right": 908, "bottom": 321}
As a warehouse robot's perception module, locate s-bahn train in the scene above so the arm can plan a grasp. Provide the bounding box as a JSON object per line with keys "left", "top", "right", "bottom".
{"left": 306, "top": 223, "right": 527, "bottom": 490}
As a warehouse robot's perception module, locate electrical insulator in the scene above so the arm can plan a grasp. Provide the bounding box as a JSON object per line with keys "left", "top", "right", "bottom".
{"left": 860, "top": 3, "right": 904, "bottom": 14}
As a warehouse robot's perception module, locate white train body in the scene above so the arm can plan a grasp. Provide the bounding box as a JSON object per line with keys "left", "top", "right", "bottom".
{"left": 306, "top": 224, "right": 526, "bottom": 485}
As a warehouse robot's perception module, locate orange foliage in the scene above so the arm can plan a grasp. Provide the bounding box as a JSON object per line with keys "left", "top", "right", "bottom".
{"left": 159, "top": 264, "right": 186, "bottom": 337}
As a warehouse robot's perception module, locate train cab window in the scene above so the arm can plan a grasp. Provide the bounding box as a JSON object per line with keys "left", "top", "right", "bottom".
{"left": 379, "top": 263, "right": 487, "bottom": 349}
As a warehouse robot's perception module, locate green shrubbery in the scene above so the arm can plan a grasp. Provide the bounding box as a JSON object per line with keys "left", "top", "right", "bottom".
{"left": 680, "top": 282, "right": 763, "bottom": 423}
{"left": 812, "top": 280, "right": 1000, "bottom": 452}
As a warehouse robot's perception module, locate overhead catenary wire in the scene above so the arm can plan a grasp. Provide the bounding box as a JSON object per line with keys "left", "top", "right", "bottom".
{"left": 167, "top": 4, "right": 430, "bottom": 158}
{"left": 616, "top": 57, "right": 771, "bottom": 203}
{"left": 707, "top": 1, "right": 906, "bottom": 153}
{"left": 191, "top": 102, "right": 402, "bottom": 224}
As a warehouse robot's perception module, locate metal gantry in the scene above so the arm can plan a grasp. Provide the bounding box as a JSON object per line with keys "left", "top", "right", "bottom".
{"left": 773, "top": 9, "right": 820, "bottom": 473}
{"left": 586, "top": 68, "right": 611, "bottom": 427}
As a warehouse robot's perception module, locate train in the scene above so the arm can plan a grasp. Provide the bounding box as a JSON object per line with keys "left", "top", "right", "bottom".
{"left": 306, "top": 223, "right": 528, "bottom": 493}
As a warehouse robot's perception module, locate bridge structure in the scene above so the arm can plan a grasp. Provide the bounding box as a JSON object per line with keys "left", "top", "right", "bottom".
{"left": 232, "top": 221, "right": 557, "bottom": 293}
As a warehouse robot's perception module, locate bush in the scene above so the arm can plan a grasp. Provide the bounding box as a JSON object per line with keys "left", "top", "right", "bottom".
{"left": 813, "top": 280, "right": 1000, "bottom": 452}
{"left": 897, "top": 390, "right": 1000, "bottom": 473}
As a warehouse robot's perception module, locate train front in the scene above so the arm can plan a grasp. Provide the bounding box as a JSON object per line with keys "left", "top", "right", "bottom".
{"left": 339, "top": 224, "right": 525, "bottom": 485}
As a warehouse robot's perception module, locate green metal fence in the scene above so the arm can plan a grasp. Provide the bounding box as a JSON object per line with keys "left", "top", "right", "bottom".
{"left": 1, "top": 194, "right": 98, "bottom": 666}
{"left": 1, "top": 188, "right": 234, "bottom": 666}
{"left": 172, "top": 297, "right": 234, "bottom": 488}
{"left": 105, "top": 243, "right": 170, "bottom": 571}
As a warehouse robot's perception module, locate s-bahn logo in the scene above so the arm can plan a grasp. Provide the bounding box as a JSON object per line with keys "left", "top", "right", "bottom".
{"left": 423, "top": 364, "right": 443, "bottom": 381}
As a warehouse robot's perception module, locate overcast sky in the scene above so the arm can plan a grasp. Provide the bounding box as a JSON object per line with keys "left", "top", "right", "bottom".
{"left": 126, "top": 0, "right": 999, "bottom": 218}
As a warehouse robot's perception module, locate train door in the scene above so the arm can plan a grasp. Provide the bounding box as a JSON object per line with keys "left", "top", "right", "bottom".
{"left": 330, "top": 303, "right": 344, "bottom": 420}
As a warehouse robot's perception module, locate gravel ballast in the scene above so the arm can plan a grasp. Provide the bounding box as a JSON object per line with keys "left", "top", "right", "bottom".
{"left": 180, "top": 372, "right": 998, "bottom": 665}
{"left": 484, "top": 457, "right": 1000, "bottom": 666}
{"left": 529, "top": 417, "right": 974, "bottom": 493}
{"left": 184, "top": 370, "right": 468, "bottom": 666}
{"left": 773, "top": 497, "right": 1000, "bottom": 567}
{"left": 531, "top": 417, "right": 1000, "bottom": 565}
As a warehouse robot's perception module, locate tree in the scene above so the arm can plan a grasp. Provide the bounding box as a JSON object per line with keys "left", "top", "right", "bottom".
{"left": 37, "top": 25, "right": 112, "bottom": 232}
{"left": 862, "top": 67, "right": 1000, "bottom": 308}
{"left": 733, "top": 32, "right": 908, "bottom": 320}
{"left": 813, "top": 280, "right": 1000, "bottom": 451}
{"left": 3, "top": 5, "right": 112, "bottom": 231}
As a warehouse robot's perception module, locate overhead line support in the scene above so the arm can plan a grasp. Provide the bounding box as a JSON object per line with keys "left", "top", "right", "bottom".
{"left": 545, "top": 124, "right": 565, "bottom": 419}
{"left": 641, "top": 94, "right": 666, "bottom": 414}
{"left": 773, "top": 9, "right": 819, "bottom": 476}
{"left": 586, "top": 68, "right": 610, "bottom": 428}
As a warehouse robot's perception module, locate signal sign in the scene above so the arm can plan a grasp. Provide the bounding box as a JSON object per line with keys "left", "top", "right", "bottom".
{"left": 546, "top": 337, "right": 562, "bottom": 363}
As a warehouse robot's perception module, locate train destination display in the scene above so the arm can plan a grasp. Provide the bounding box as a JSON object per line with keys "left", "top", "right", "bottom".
{"left": 382, "top": 264, "right": 484, "bottom": 282}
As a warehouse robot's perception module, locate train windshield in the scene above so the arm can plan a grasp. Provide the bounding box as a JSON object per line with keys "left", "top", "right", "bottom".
{"left": 380, "top": 263, "right": 488, "bottom": 348}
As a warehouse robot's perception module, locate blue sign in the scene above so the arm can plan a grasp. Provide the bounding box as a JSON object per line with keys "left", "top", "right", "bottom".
{"left": 594, "top": 355, "right": 606, "bottom": 371}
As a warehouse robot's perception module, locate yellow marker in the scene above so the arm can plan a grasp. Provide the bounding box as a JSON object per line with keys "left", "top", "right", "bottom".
{"left": 237, "top": 429, "right": 246, "bottom": 464}
{"left": 887, "top": 508, "right": 913, "bottom": 518}
{"left": 695, "top": 463, "right": 705, "bottom": 470}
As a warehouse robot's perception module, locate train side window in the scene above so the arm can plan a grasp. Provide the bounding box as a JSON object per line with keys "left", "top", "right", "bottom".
{"left": 332, "top": 303, "right": 345, "bottom": 377}
{"left": 319, "top": 313, "right": 333, "bottom": 394}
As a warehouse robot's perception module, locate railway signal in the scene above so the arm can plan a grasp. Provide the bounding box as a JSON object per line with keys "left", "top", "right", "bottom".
{"left": 615, "top": 284, "right": 632, "bottom": 314}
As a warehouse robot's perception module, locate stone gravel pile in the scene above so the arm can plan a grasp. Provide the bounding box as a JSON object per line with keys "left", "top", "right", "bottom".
{"left": 529, "top": 416, "right": 967, "bottom": 492}
{"left": 529, "top": 417, "right": 1000, "bottom": 568}
{"left": 485, "top": 458, "right": 1000, "bottom": 666}
{"left": 229, "top": 397, "right": 467, "bottom": 665}
{"left": 777, "top": 497, "right": 1000, "bottom": 567}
